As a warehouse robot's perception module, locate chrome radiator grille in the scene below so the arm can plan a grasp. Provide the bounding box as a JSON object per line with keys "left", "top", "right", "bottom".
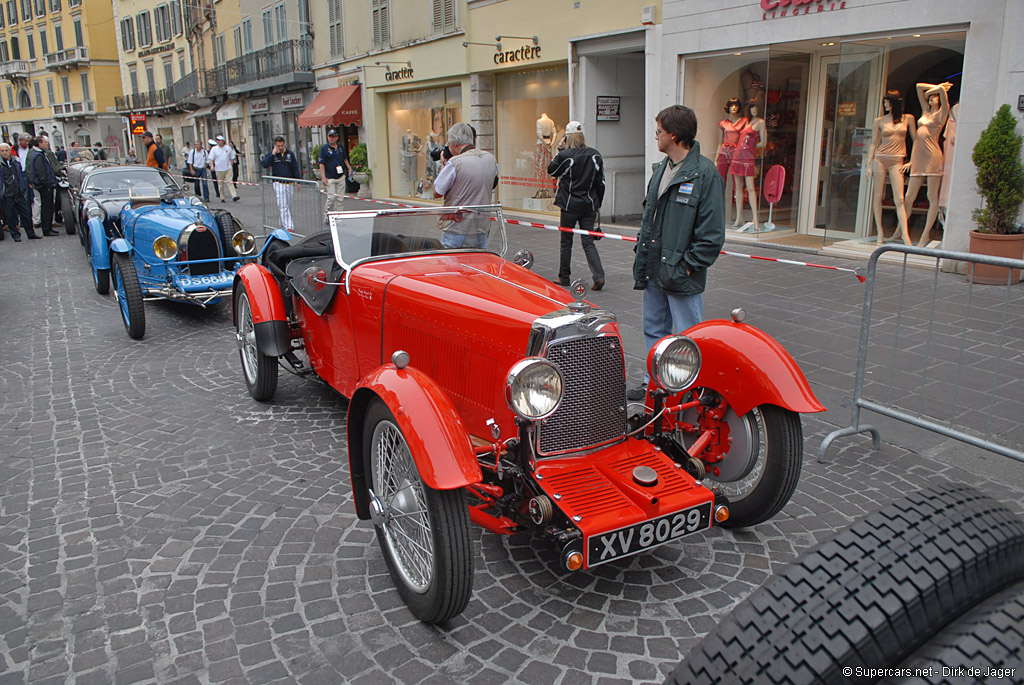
{"left": 538, "top": 335, "right": 626, "bottom": 455}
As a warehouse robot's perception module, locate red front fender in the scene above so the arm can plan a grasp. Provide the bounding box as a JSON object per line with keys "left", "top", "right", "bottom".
{"left": 683, "top": 319, "right": 825, "bottom": 416}
{"left": 233, "top": 264, "right": 290, "bottom": 357}
{"left": 347, "top": 365, "right": 482, "bottom": 520}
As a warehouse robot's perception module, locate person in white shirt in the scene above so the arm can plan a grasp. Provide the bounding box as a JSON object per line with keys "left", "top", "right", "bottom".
{"left": 188, "top": 141, "right": 210, "bottom": 201}
{"left": 207, "top": 135, "right": 238, "bottom": 202}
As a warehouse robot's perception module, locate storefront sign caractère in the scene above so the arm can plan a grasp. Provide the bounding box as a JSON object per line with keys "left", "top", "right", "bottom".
{"left": 494, "top": 44, "right": 542, "bottom": 65}
{"left": 250, "top": 99, "right": 269, "bottom": 114}
{"left": 761, "top": 0, "right": 846, "bottom": 20}
{"left": 282, "top": 94, "right": 305, "bottom": 110}
{"left": 385, "top": 66, "right": 415, "bottom": 82}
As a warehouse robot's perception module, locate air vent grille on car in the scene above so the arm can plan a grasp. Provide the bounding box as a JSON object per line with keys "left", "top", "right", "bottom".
{"left": 538, "top": 335, "right": 625, "bottom": 454}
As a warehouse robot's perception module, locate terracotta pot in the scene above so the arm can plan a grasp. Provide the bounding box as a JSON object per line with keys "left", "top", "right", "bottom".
{"left": 967, "top": 230, "right": 1024, "bottom": 285}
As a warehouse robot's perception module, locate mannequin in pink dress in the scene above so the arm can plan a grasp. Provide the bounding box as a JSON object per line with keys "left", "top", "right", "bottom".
{"left": 903, "top": 82, "right": 952, "bottom": 246}
{"left": 868, "top": 90, "right": 915, "bottom": 245}
{"left": 716, "top": 98, "right": 747, "bottom": 223}
{"left": 729, "top": 101, "right": 767, "bottom": 231}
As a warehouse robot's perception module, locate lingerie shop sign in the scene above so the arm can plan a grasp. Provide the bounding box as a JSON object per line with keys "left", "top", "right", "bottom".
{"left": 761, "top": 0, "right": 847, "bottom": 20}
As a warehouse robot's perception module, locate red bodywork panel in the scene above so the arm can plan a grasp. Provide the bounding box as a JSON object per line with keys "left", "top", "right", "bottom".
{"left": 533, "top": 440, "right": 715, "bottom": 569}
{"left": 682, "top": 320, "right": 826, "bottom": 416}
{"left": 233, "top": 264, "right": 287, "bottom": 326}
{"left": 353, "top": 365, "right": 482, "bottom": 491}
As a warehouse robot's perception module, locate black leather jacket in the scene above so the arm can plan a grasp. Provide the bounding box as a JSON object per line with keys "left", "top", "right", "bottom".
{"left": 547, "top": 146, "right": 605, "bottom": 215}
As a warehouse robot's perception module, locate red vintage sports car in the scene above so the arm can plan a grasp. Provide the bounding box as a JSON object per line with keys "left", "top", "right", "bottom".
{"left": 232, "top": 205, "right": 824, "bottom": 623}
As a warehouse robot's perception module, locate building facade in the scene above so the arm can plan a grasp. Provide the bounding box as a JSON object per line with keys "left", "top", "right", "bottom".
{"left": 0, "top": 0, "right": 123, "bottom": 156}
{"left": 658, "top": 0, "right": 1024, "bottom": 254}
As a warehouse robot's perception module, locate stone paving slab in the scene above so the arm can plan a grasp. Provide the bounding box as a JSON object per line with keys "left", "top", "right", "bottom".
{"left": 0, "top": 186, "right": 1022, "bottom": 684}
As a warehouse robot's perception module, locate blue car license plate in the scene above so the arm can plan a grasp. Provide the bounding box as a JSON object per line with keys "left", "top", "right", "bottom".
{"left": 586, "top": 501, "right": 712, "bottom": 567}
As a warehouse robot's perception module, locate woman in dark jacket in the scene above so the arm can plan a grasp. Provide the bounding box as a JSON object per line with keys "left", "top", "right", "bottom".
{"left": 547, "top": 121, "right": 606, "bottom": 290}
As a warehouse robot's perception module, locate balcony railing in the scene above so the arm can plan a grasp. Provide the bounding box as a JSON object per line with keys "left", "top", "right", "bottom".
{"left": 0, "top": 60, "right": 31, "bottom": 80}
{"left": 216, "top": 38, "right": 313, "bottom": 92}
{"left": 44, "top": 46, "right": 89, "bottom": 70}
{"left": 52, "top": 100, "right": 95, "bottom": 118}
{"left": 171, "top": 70, "right": 204, "bottom": 102}
{"left": 115, "top": 89, "right": 175, "bottom": 113}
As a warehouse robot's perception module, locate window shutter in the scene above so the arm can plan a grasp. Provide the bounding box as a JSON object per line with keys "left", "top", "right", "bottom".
{"left": 431, "top": 0, "right": 440, "bottom": 33}
{"left": 443, "top": 0, "right": 454, "bottom": 33}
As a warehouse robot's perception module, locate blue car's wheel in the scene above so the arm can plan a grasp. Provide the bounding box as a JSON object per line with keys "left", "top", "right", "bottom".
{"left": 92, "top": 257, "right": 109, "bottom": 295}
{"left": 111, "top": 252, "right": 145, "bottom": 340}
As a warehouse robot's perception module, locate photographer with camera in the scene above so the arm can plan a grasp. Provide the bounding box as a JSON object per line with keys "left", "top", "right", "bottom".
{"left": 318, "top": 129, "right": 353, "bottom": 216}
{"left": 432, "top": 123, "right": 498, "bottom": 248}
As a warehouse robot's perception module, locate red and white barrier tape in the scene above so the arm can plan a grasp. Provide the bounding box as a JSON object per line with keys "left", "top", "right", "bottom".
{"left": 176, "top": 174, "right": 865, "bottom": 283}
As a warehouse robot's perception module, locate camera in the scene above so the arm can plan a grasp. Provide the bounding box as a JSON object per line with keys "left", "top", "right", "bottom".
{"left": 429, "top": 145, "right": 453, "bottom": 163}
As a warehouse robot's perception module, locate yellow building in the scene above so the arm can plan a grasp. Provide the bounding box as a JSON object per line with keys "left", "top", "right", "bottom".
{"left": 303, "top": 0, "right": 659, "bottom": 218}
{"left": 0, "top": 0, "right": 124, "bottom": 156}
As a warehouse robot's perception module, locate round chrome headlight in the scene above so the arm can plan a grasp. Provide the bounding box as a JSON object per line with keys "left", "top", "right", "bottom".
{"left": 189, "top": 195, "right": 205, "bottom": 206}
{"left": 505, "top": 358, "right": 564, "bottom": 421}
{"left": 85, "top": 202, "right": 105, "bottom": 220}
{"left": 648, "top": 335, "right": 701, "bottom": 393}
{"left": 153, "top": 236, "right": 178, "bottom": 261}
{"left": 232, "top": 230, "right": 257, "bottom": 255}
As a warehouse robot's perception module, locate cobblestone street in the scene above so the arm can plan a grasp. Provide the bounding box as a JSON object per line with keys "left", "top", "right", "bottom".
{"left": 1, "top": 185, "right": 1022, "bottom": 684}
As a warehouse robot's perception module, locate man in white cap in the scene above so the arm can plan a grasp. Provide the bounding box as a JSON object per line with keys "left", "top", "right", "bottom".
{"left": 207, "top": 139, "right": 220, "bottom": 198}
{"left": 207, "top": 135, "right": 238, "bottom": 202}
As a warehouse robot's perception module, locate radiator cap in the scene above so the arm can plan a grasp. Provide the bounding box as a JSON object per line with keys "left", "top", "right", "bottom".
{"left": 633, "top": 465, "right": 658, "bottom": 487}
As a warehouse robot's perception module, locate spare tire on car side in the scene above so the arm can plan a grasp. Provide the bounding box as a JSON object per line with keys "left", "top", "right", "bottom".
{"left": 667, "top": 483, "right": 1024, "bottom": 685}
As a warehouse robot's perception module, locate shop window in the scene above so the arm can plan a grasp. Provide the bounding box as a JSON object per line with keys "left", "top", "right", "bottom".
{"left": 495, "top": 66, "right": 569, "bottom": 213}
{"left": 386, "top": 86, "right": 461, "bottom": 199}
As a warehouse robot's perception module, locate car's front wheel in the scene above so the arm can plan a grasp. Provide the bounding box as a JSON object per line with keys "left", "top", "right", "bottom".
{"left": 363, "top": 399, "right": 472, "bottom": 624}
{"left": 679, "top": 401, "right": 802, "bottom": 528}
{"left": 216, "top": 211, "right": 241, "bottom": 268}
{"left": 235, "top": 288, "right": 278, "bottom": 401}
{"left": 111, "top": 252, "right": 145, "bottom": 339}
{"left": 60, "top": 191, "right": 76, "bottom": 235}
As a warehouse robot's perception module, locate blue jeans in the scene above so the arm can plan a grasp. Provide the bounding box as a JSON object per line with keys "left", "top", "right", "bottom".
{"left": 192, "top": 167, "right": 209, "bottom": 201}
{"left": 641, "top": 282, "right": 703, "bottom": 381}
{"left": 441, "top": 231, "right": 488, "bottom": 249}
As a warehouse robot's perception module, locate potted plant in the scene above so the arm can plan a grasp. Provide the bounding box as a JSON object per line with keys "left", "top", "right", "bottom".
{"left": 349, "top": 143, "right": 372, "bottom": 198}
{"left": 969, "top": 104, "right": 1024, "bottom": 283}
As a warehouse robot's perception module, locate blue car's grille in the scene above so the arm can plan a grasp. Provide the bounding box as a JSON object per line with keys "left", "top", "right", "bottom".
{"left": 182, "top": 227, "right": 220, "bottom": 276}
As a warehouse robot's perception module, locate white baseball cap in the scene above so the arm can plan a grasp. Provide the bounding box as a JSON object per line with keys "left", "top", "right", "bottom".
{"left": 215, "top": 135, "right": 225, "bottom": 141}
{"left": 565, "top": 121, "right": 583, "bottom": 134}
{"left": 208, "top": 138, "right": 216, "bottom": 146}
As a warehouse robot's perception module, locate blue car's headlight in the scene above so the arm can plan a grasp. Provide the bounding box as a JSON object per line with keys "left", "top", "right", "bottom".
{"left": 153, "top": 236, "right": 178, "bottom": 261}
{"left": 189, "top": 195, "right": 204, "bottom": 207}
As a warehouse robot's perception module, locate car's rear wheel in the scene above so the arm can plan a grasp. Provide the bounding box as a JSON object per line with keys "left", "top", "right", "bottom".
{"left": 678, "top": 402, "right": 801, "bottom": 528}
{"left": 60, "top": 190, "right": 76, "bottom": 235}
{"left": 111, "top": 251, "right": 145, "bottom": 339}
{"left": 363, "top": 399, "right": 472, "bottom": 624}
{"left": 235, "top": 288, "right": 278, "bottom": 401}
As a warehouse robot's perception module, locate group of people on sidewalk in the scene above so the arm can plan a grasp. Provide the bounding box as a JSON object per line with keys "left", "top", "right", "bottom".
{"left": 0, "top": 133, "right": 66, "bottom": 242}
{"left": 183, "top": 135, "right": 240, "bottom": 204}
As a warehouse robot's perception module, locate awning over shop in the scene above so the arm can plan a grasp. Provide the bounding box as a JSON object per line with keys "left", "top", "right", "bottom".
{"left": 216, "top": 102, "right": 244, "bottom": 121}
{"left": 185, "top": 104, "right": 217, "bottom": 121}
{"left": 297, "top": 85, "right": 362, "bottom": 127}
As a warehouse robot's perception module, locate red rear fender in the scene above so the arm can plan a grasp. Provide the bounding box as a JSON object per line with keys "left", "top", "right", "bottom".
{"left": 347, "top": 365, "right": 482, "bottom": 520}
{"left": 683, "top": 320, "right": 825, "bottom": 416}
{"left": 234, "top": 264, "right": 290, "bottom": 357}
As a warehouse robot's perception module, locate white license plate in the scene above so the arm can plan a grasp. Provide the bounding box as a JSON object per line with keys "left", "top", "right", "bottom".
{"left": 586, "top": 502, "right": 712, "bottom": 567}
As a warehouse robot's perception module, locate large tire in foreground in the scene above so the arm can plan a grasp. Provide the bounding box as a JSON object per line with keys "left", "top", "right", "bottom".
{"left": 235, "top": 288, "right": 278, "bottom": 401}
{"left": 111, "top": 251, "right": 146, "bottom": 339}
{"left": 896, "top": 580, "right": 1024, "bottom": 682}
{"left": 363, "top": 399, "right": 472, "bottom": 624}
{"left": 679, "top": 402, "right": 803, "bottom": 528}
{"left": 667, "top": 484, "right": 1024, "bottom": 685}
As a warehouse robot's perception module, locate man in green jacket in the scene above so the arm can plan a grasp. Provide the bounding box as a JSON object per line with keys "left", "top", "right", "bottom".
{"left": 628, "top": 105, "right": 726, "bottom": 401}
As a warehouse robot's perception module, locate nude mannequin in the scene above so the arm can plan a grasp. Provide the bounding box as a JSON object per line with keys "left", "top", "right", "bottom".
{"left": 867, "top": 91, "right": 915, "bottom": 245}
{"left": 730, "top": 102, "right": 767, "bottom": 231}
{"left": 903, "top": 82, "right": 952, "bottom": 246}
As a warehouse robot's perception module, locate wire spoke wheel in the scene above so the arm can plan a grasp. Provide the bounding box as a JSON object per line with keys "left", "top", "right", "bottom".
{"left": 234, "top": 288, "right": 278, "bottom": 401}
{"left": 362, "top": 399, "right": 472, "bottom": 623}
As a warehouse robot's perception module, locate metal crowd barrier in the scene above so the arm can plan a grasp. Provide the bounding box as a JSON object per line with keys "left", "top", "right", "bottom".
{"left": 819, "top": 244, "right": 1024, "bottom": 464}
{"left": 260, "top": 175, "right": 322, "bottom": 238}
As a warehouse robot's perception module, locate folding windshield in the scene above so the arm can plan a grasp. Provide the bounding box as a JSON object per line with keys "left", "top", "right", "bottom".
{"left": 327, "top": 205, "right": 507, "bottom": 270}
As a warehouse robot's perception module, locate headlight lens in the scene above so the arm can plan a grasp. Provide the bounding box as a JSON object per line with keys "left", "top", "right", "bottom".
{"left": 153, "top": 236, "right": 179, "bottom": 261}
{"left": 232, "top": 230, "right": 257, "bottom": 255}
{"left": 648, "top": 336, "right": 701, "bottom": 393}
{"left": 189, "top": 195, "right": 204, "bottom": 206}
{"left": 505, "top": 358, "right": 563, "bottom": 421}
{"left": 85, "top": 202, "right": 105, "bottom": 220}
